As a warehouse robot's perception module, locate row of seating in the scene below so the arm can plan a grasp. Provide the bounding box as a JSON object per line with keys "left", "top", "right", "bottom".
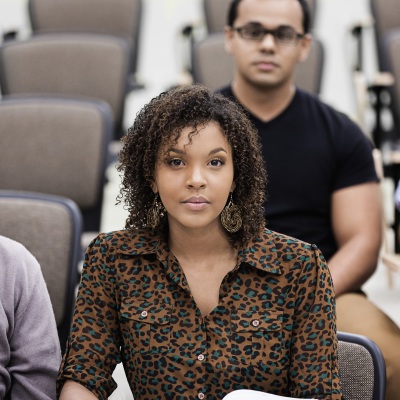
{"left": 0, "top": 0, "right": 142, "bottom": 352}
{"left": 28, "top": 0, "right": 143, "bottom": 88}
{"left": 0, "top": 0, "right": 142, "bottom": 231}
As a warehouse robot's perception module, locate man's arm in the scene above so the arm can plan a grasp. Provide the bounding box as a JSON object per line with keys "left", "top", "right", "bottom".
{"left": 329, "top": 182, "right": 382, "bottom": 296}
{"left": 8, "top": 248, "right": 61, "bottom": 400}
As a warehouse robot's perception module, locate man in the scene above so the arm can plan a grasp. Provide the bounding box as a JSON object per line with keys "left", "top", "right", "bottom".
{"left": 0, "top": 235, "right": 61, "bottom": 399}
{"left": 219, "top": 0, "right": 400, "bottom": 398}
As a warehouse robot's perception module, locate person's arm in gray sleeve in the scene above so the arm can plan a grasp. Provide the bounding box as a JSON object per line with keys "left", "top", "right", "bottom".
{"left": 0, "top": 237, "right": 61, "bottom": 400}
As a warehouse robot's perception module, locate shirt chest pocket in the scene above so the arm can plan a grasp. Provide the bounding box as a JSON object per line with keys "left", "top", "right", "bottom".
{"left": 231, "top": 309, "right": 283, "bottom": 367}
{"left": 120, "top": 299, "right": 172, "bottom": 354}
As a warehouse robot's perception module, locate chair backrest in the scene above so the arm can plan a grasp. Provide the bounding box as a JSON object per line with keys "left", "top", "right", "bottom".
{"left": 370, "top": 0, "right": 400, "bottom": 70}
{"left": 0, "top": 190, "right": 82, "bottom": 352}
{"left": 203, "top": 0, "right": 231, "bottom": 34}
{"left": 203, "top": 0, "right": 317, "bottom": 34}
{"left": 0, "top": 96, "right": 113, "bottom": 232}
{"left": 192, "top": 32, "right": 324, "bottom": 94}
{"left": 337, "top": 331, "right": 386, "bottom": 400}
{"left": 0, "top": 33, "right": 130, "bottom": 138}
{"left": 28, "top": 0, "right": 142, "bottom": 79}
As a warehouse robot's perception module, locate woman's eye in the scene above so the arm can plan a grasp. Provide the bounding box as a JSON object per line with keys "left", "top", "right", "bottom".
{"left": 168, "top": 158, "right": 184, "bottom": 166}
{"left": 209, "top": 159, "right": 224, "bottom": 167}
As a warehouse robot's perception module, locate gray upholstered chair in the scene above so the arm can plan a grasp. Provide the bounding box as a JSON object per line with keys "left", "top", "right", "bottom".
{"left": 0, "top": 96, "right": 113, "bottom": 234}
{"left": 382, "top": 29, "right": 400, "bottom": 138}
{"left": 222, "top": 331, "right": 386, "bottom": 400}
{"left": 370, "top": 0, "right": 399, "bottom": 72}
{"left": 0, "top": 190, "right": 82, "bottom": 353}
{"left": 338, "top": 331, "right": 386, "bottom": 400}
{"left": 28, "top": 0, "right": 142, "bottom": 88}
{"left": 191, "top": 32, "right": 324, "bottom": 95}
{"left": 0, "top": 33, "right": 130, "bottom": 139}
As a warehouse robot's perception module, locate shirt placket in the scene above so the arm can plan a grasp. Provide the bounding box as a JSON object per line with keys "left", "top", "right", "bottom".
{"left": 195, "top": 314, "right": 209, "bottom": 400}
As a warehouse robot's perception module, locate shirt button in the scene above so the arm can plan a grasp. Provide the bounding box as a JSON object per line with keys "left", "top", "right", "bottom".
{"left": 140, "top": 310, "right": 148, "bottom": 318}
{"left": 252, "top": 319, "right": 260, "bottom": 327}
{"left": 197, "top": 354, "right": 205, "bottom": 362}
{"left": 198, "top": 393, "right": 205, "bottom": 399}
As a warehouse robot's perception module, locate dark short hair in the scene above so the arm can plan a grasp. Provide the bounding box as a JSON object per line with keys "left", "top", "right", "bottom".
{"left": 227, "top": 0, "right": 311, "bottom": 34}
{"left": 117, "top": 84, "right": 267, "bottom": 245}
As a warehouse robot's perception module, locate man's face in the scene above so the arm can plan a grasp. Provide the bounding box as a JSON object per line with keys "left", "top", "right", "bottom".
{"left": 225, "top": 0, "right": 311, "bottom": 90}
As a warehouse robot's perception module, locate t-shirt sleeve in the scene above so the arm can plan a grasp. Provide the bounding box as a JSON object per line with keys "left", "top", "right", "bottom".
{"left": 57, "top": 233, "right": 122, "bottom": 400}
{"left": 333, "top": 115, "right": 379, "bottom": 191}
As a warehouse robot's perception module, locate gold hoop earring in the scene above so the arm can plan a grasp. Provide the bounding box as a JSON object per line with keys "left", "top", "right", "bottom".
{"left": 221, "top": 193, "right": 242, "bottom": 233}
{"left": 147, "top": 194, "right": 166, "bottom": 228}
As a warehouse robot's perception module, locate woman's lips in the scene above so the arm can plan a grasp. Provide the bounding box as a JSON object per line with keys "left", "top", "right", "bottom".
{"left": 182, "top": 197, "right": 210, "bottom": 211}
{"left": 182, "top": 202, "right": 209, "bottom": 211}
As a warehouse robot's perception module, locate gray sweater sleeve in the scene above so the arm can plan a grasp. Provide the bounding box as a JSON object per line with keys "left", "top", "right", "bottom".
{"left": 0, "top": 236, "right": 61, "bottom": 400}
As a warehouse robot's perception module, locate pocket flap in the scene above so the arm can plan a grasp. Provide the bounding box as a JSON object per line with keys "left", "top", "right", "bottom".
{"left": 232, "top": 309, "right": 281, "bottom": 332}
{"left": 121, "top": 299, "right": 172, "bottom": 325}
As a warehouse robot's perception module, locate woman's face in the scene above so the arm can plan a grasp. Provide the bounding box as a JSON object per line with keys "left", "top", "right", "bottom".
{"left": 152, "top": 122, "right": 235, "bottom": 233}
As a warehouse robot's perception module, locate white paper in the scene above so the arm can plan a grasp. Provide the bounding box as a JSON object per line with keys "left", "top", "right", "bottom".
{"left": 223, "top": 389, "right": 315, "bottom": 400}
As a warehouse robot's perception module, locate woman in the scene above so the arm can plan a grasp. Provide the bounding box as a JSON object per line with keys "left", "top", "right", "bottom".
{"left": 57, "top": 85, "right": 342, "bottom": 399}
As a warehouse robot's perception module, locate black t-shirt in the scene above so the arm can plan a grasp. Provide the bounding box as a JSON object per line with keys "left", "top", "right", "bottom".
{"left": 218, "top": 86, "right": 378, "bottom": 260}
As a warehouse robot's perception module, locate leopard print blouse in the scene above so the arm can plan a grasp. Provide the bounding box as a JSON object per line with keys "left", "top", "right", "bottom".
{"left": 57, "top": 228, "right": 342, "bottom": 400}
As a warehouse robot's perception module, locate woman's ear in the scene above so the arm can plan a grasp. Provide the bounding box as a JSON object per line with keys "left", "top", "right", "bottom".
{"left": 230, "top": 181, "right": 236, "bottom": 192}
{"left": 150, "top": 181, "right": 158, "bottom": 194}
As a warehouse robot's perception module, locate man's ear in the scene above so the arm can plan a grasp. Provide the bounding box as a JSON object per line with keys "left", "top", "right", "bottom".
{"left": 224, "top": 26, "right": 234, "bottom": 55}
{"left": 298, "top": 33, "right": 312, "bottom": 63}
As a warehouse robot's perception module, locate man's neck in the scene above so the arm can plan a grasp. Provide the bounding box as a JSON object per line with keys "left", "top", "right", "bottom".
{"left": 231, "top": 79, "right": 296, "bottom": 122}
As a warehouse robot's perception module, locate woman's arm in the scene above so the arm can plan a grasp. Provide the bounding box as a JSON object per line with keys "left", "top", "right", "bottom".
{"left": 57, "top": 234, "right": 121, "bottom": 398}
{"left": 59, "top": 380, "right": 98, "bottom": 399}
{"left": 289, "top": 245, "right": 342, "bottom": 399}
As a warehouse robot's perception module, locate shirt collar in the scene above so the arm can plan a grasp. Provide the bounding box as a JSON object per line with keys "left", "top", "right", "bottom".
{"left": 116, "top": 228, "right": 169, "bottom": 266}
{"left": 116, "top": 228, "right": 283, "bottom": 275}
{"left": 237, "top": 229, "right": 283, "bottom": 275}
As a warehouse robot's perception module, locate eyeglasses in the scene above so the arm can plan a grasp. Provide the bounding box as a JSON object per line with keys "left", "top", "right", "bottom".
{"left": 231, "top": 24, "right": 305, "bottom": 46}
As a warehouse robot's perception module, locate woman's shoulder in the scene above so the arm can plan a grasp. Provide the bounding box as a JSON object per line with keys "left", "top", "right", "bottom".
{"left": 252, "top": 228, "right": 320, "bottom": 255}
{"left": 88, "top": 227, "right": 162, "bottom": 255}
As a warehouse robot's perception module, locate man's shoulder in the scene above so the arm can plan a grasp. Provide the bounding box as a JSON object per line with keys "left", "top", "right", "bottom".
{"left": 295, "top": 88, "right": 359, "bottom": 128}
{"left": 216, "top": 85, "right": 234, "bottom": 99}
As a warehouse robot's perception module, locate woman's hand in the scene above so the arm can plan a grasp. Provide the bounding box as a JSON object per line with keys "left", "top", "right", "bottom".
{"left": 59, "top": 380, "right": 98, "bottom": 399}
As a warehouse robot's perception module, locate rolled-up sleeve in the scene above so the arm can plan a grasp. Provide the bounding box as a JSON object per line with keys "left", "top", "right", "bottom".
{"left": 57, "top": 234, "right": 122, "bottom": 399}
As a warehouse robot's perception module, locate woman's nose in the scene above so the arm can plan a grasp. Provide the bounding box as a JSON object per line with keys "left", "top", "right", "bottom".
{"left": 186, "top": 166, "right": 207, "bottom": 189}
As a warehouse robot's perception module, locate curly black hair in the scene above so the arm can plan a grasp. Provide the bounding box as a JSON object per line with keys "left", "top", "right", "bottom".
{"left": 117, "top": 84, "right": 266, "bottom": 245}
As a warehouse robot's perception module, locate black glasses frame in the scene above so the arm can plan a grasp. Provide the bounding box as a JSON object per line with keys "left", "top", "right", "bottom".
{"left": 231, "top": 25, "right": 305, "bottom": 45}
